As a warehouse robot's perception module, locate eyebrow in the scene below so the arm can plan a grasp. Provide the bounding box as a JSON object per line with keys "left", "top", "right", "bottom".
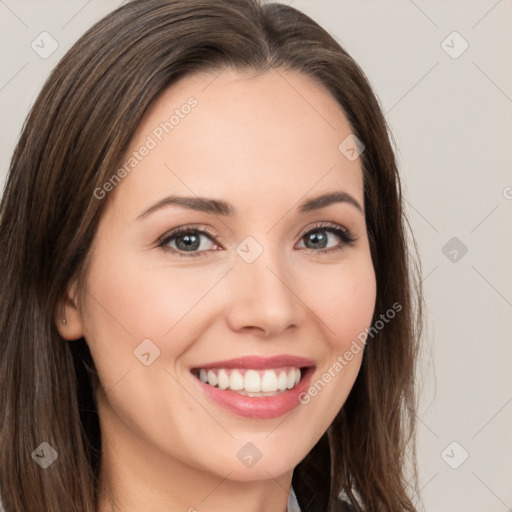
{"left": 137, "top": 190, "right": 363, "bottom": 219}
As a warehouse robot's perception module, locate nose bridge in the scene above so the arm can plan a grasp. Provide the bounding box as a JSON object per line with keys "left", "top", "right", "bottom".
{"left": 226, "top": 235, "right": 301, "bottom": 334}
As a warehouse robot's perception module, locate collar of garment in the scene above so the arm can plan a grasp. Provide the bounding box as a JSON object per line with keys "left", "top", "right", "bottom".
{"left": 287, "top": 484, "right": 301, "bottom": 512}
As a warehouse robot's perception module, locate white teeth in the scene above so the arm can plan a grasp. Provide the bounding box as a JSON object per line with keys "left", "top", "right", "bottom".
{"left": 217, "top": 369, "right": 230, "bottom": 390}
{"left": 261, "top": 370, "right": 278, "bottom": 392}
{"left": 277, "top": 371, "right": 288, "bottom": 391}
{"left": 194, "top": 366, "right": 304, "bottom": 394}
{"left": 207, "top": 370, "right": 218, "bottom": 387}
{"left": 286, "top": 370, "right": 295, "bottom": 389}
{"left": 244, "top": 370, "right": 261, "bottom": 392}
{"left": 235, "top": 390, "right": 281, "bottom": 397}
{"left": 229, "top": 370, "right": 244, "bottom": 391}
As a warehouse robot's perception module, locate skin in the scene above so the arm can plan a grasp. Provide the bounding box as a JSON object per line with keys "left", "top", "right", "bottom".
{"left": 57, "top": 67, "right": 377, "bottom": 512}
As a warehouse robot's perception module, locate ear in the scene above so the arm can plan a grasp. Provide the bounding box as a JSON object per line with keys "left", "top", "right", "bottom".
{"left": 55, "top": 279, "right": 85, "bottom": 341}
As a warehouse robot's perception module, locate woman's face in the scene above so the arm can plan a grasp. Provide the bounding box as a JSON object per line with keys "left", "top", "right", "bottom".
{"left": 61, "top": 68, "right": 376, "bottom": 484}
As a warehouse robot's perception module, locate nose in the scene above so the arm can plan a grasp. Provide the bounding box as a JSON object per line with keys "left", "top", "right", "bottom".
{"left": 225, "top": 246, "right": 303, "bottom": 337}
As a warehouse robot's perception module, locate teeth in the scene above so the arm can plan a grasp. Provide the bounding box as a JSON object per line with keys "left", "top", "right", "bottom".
{"left": 230, "top": 370, "right": 244, "bottom": 391}
{"left": 244, "top": 370, "right": 261, "bottom": 392}
{"left": 277, "top": 371, "right": 288, "bottom": 391}
{"left": 286, "top": 370, "right": 295, "bottom": 389}
{"left": 261, "top": 370, "right": 278, "bottom": 392}
{"left": 194, "top": 366, "right": 303, "bottom": 394}
{"left": 207, "top": 370, "right": 218, "bottom": 387}
{"left": 217, "top": 369, "right": 229, "bottom": 390}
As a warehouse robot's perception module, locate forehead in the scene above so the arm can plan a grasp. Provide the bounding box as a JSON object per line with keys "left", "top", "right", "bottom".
{"left": 108, "top": 67, "right": 364, "bottom": 217}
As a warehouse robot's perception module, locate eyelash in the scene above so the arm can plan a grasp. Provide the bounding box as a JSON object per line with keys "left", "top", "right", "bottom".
{"left": 158, "top": 222, "right": 357, "bottom": 258}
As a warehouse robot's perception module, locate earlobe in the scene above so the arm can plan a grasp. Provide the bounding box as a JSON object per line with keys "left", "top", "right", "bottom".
{"left": 55, "top": 279, "right": 85, "bottom": 341}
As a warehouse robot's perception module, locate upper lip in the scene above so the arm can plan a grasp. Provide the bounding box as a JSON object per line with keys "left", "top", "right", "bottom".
{"left": 190, "top": 355, "right": 315, "bottom": 370}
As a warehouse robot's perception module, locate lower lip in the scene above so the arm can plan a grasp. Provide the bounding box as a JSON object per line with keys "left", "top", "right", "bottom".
{"left": 191, "top": 367, "right": 315, "bottom": 419}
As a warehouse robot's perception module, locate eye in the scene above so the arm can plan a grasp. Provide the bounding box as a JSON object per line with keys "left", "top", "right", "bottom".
{"left": 158, "top": 222, "right": 356, "bottom": 258}
{"left": 296, "top": 222, "right": 357, "bottom": 255}
{"left": 158, "top": 225, "right": 220, "bottom": 258}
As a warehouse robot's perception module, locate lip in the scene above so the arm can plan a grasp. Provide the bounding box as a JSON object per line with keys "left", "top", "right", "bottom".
{"left": 189, "top": 355, "right": 315, "bottom": 371}
{"left": 189, "top": 357, "right": 316, "bottom": 420}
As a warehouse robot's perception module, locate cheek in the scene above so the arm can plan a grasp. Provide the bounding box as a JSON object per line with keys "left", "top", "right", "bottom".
{"left": 82, "top": 244, "right": 218, "bottom": 351}
{"left": 301, "top": 257, "right": 377, "bottom": 350}
{"left": 296, "top": 257, "right": 375, "bottom": 408}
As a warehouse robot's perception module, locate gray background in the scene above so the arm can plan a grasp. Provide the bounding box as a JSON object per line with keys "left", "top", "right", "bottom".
{"left": 1, "top": 1, "right": 511, "bottom": 511}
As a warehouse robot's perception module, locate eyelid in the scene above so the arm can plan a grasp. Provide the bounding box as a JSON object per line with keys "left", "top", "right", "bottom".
{"left": 297, "top": 221, "right": 356, "bottom": 242}
{"left": 158, "top": 223, "right": 221, "bottom": 242}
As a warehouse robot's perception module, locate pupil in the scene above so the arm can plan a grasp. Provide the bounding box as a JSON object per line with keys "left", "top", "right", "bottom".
{"left": 308, "top": 231, "right": 326, "bottom": 249}
{"left": 177, "top": 233, "right": 199, "bottom": 251}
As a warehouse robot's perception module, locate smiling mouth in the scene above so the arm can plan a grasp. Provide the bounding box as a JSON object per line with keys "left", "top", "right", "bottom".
{"left": 190, "top": 366, "right": 307, "bottom": 397}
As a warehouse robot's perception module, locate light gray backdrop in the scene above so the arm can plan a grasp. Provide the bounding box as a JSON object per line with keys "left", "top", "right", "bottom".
{"left": 1, "top": 1, "right": 511, "bottom": 511}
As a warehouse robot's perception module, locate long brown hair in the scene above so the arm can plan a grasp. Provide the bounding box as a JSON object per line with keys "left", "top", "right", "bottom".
{"left": 0, "top": 1, "right": 423, "bottom": 510}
